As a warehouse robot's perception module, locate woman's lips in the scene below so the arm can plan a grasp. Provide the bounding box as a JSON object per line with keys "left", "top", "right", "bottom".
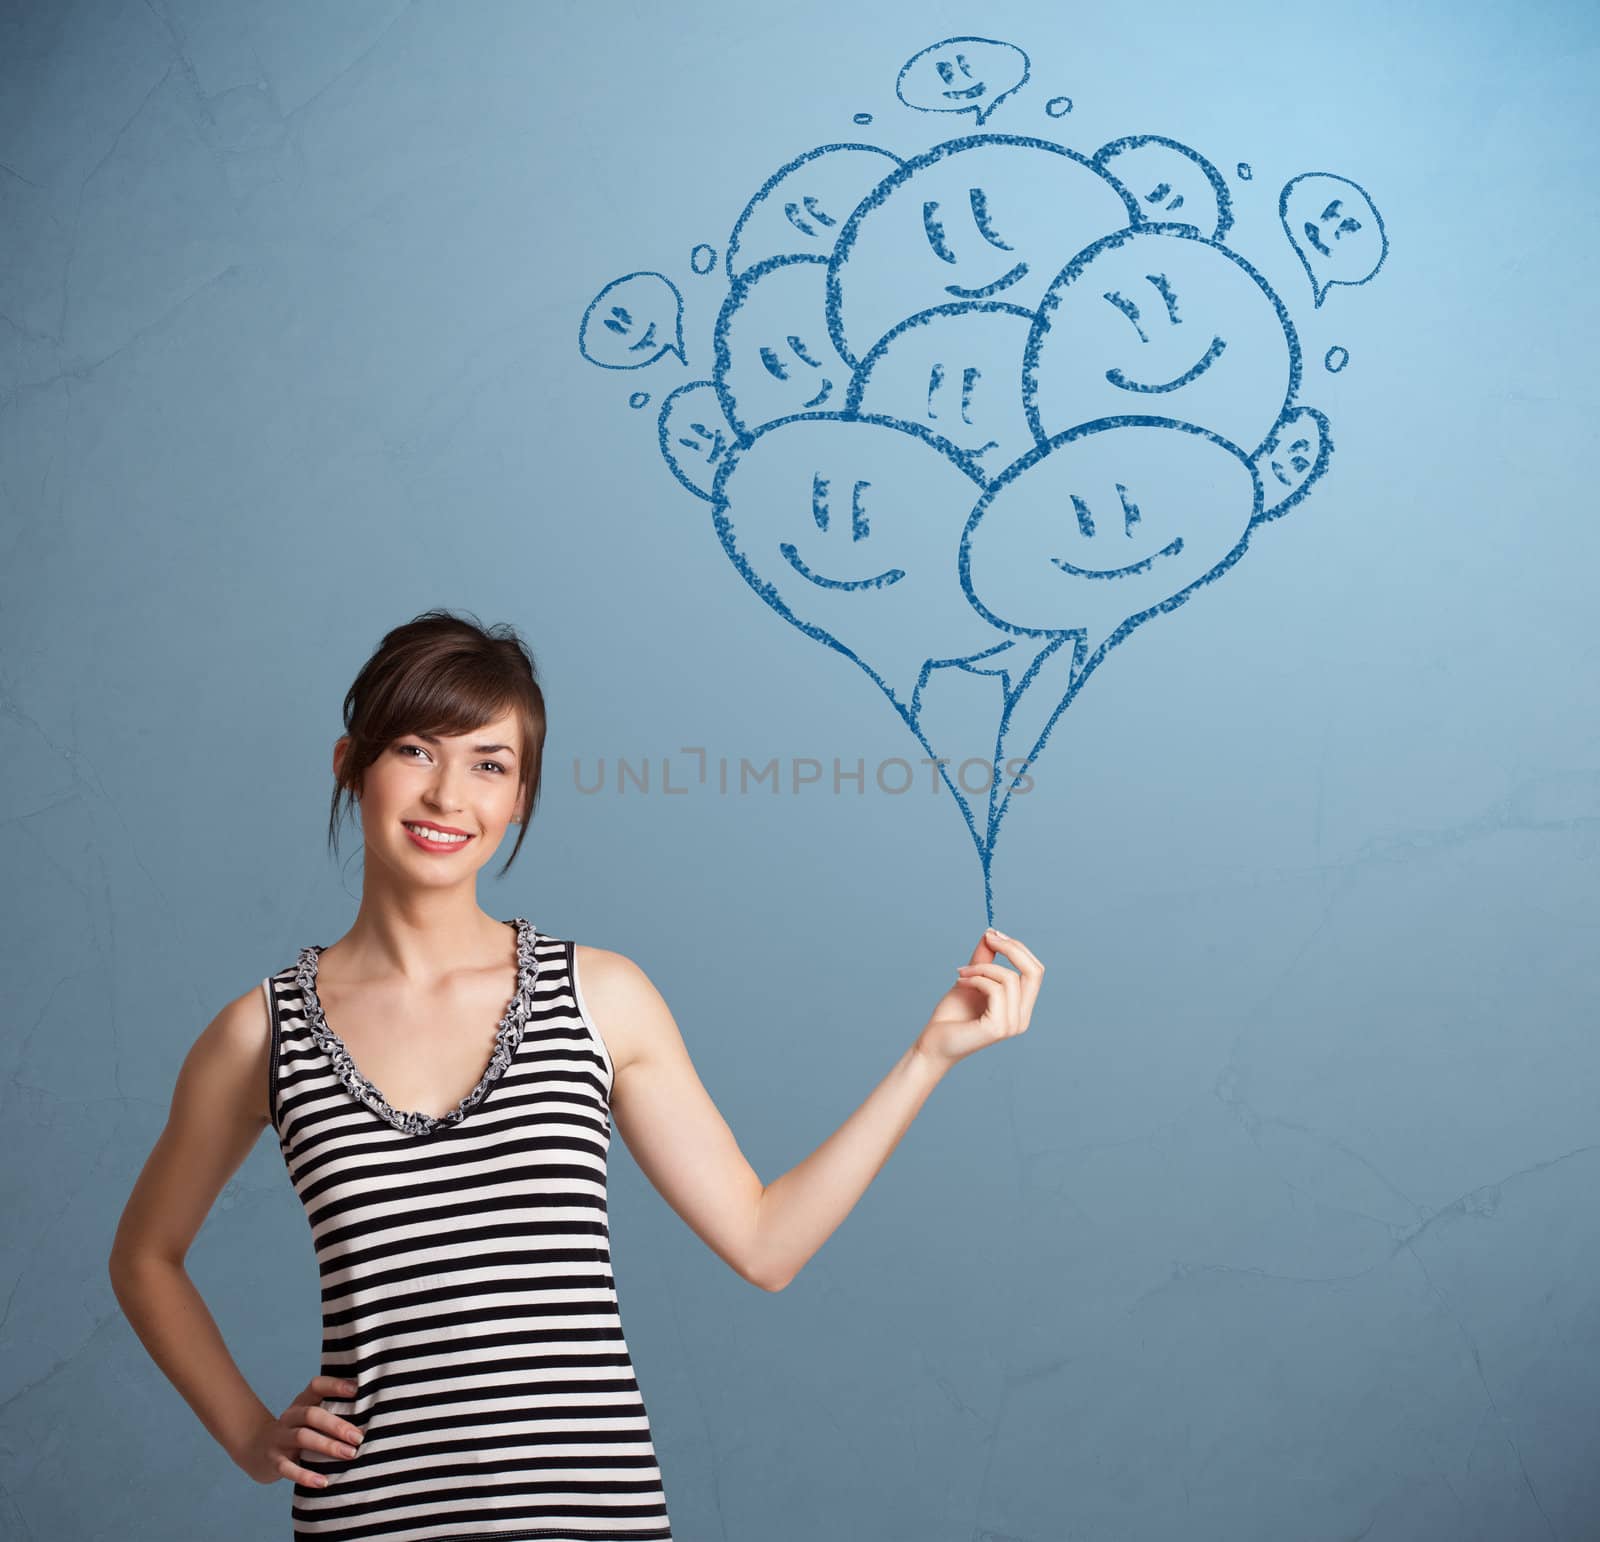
{"left": 402, "top": 822, "right": 475, "bottom": 854}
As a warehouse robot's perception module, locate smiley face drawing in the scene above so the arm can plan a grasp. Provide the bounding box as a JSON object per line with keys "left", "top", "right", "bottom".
{"left": 1022, "top": 225, "right": 1299, "bottom": 460}
{"left": 1251, "top": 404, "right": 1332, "bottom": 521}
{"left": 845, "top": 301, "right": 1037, "bottom": 482}
{"left": 828, "top": 134, "right": 1139, "bottom": 368}
{"left": 724, "top": 143, "right": 903, "bottom": 279}
{"left": 960, "top": 418, "right": 1262, "bottom": 662}
{"left": 1090, "top": 134, "right": 1233, "bottom": 241}
{"left": 657, "top": 380, "right": 738, "bottom": 501}
{"left": 895, "top": 37, "right": 1031, "bottom": 127}
{"left": 710, "top": 413, "right": 1018, "bottom": 722}
{"left": 1278, "top": 172, "right": 1388, "bottom": 306}
{"left": 713, "top": 254, "right": 856, "bottom": 443}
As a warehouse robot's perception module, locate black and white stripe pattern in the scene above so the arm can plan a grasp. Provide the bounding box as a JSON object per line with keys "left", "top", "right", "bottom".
{"left": 263, "top": 917, "right": 673, "bottom": 1541}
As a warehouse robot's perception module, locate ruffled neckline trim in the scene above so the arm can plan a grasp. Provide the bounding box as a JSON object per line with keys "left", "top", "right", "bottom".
{"left": 293, "top": 916, "right": 540, "bottom": 1137}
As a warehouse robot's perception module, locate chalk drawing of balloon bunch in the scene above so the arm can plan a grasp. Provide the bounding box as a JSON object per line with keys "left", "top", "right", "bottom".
{"left": 578, "top": 35, "right": 1390, "bottom": 920}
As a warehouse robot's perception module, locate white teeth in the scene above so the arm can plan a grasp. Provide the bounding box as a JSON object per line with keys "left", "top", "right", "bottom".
{"left": 404, "top": 823, "right": 470, "bottom": 845}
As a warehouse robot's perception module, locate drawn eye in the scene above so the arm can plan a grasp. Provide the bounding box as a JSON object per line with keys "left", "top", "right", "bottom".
{"left": 969, "top": 187, "right": 1013, "bottom": 251}
{"left": 1144, "top": 273, "right": 1181, "bottom": 324}
{"left": 787, "top": 335, "right": 823, "bottom": 368}
{"left": 923, "top": 201, "right": 958, "bottom": 264}
{"left": 1102, "top": 289, "right": 1148, "bottom": 344}
{"left": 809, "top": 473, "right": 872, "bottom": 538}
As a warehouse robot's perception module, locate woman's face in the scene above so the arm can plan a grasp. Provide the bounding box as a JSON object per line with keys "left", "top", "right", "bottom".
{"left": 337, "top": 708, "right": 526, "bottom": 884}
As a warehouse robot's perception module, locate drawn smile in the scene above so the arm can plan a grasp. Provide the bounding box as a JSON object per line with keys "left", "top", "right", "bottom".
{"left": 628, "top": 321, "right": 660, "bottom": 352}
{"left": 945, "top": 261, "right": 1028, "bottom": 300}
{"left": 1105, "top": 335, "right": 1226, "bottom": 393}
{"left": 780, "top": 541, "right": 906, "bottom": 590}
{"left": 802, "top": 380, "right": 834, "bottom": 409}
{"left": 1051, "top": 535, "right": 1184, "bottom": 578}
{"left": 943, "top": 82, "right": 987, "bottom": 100}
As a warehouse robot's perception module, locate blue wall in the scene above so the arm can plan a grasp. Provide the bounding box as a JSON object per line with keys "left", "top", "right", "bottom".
{"left": 4, "top": 1, "right": 1598, "bottom": 1537}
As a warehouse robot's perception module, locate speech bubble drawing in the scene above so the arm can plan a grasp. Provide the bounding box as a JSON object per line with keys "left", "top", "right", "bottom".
{"left": 713, "top": 254, "right": 857, "bottom": 442}
{"left": 828, "top": 133, "right": 1139, "bottom": 367}
{"left": 896, "top": 37, "right": 1031, "bottom": 127}
{"left": 579, "top": 272, "right": 687, "bottom": 369}
{"left": 657, "top": 381, "right": 737, "bottom": 501}
{"left": 725, "top": 143, "right": 903, "bottom": 280}
{"left": 1279, "top": 172, "right": 1388, "bottom": 306}
{"left": 1023, "top": 224, "right": 1300, "bottom": 461}
{"left": 1251, "top": 404, "right": 1332, "bottom": 522}
{"left": 1091, "top": 134, "right": 1233, "bottom": 241}
{"left": 845, "top": 300, "right": 1037, "bottom": 484}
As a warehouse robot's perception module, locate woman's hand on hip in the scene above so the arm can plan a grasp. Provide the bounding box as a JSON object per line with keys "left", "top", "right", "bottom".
{"left": 236, "top": 1374, "right": 364, "bottom": 1488}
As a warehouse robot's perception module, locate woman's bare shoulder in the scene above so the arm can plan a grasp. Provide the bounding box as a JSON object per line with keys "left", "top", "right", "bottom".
{"left": 571, "top": 943, "right": 658, "bottom": 1078}
{"left": 193, "top": 979, "right": 276, "bottom": 1128}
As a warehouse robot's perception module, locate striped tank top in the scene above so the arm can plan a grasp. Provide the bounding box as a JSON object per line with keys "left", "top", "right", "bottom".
{"left": 262, "top": 915, "right": 674, "bottom": 1541}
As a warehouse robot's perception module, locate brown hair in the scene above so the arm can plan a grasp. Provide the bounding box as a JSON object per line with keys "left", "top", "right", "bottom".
{"left": 328, "top": 609, "right": 547, "bottom": 878}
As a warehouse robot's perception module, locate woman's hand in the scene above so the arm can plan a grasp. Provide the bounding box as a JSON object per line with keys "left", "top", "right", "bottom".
{"left": 236, "top": 1375, "right": 364, "bottom": 1487}
{"left": 916, "top": 926, "right": 1045, "bottom": 1067}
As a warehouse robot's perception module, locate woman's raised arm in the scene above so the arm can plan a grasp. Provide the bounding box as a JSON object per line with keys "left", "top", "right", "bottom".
{"left": 577, "top": 926, "right": 1045, "bottom": 1294}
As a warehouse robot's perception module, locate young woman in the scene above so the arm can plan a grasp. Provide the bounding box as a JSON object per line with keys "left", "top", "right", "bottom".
{"left": 107, "top": 609, "right": 1046, "bottom": 1541}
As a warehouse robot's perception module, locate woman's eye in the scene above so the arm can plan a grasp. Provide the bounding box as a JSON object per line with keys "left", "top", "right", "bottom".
{"left": 398, "top": 744, "right": 505, "bottom": 774}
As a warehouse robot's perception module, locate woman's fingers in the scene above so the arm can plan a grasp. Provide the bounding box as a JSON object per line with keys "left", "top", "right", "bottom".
{"left": 297, "top": 1420, "right": 360, "bottom": 1460}
{"left": 984, "top": 931, "right": 1045, "bottom": 1015}
{"left": 276, "top": 1451, "right": 330, "bottom": 1488}
{"left": 955, "top": 967, "right": 1023, "bottom": 1033}
{"left": 305, "top": 1403, "right": 365, "bottom": 1449}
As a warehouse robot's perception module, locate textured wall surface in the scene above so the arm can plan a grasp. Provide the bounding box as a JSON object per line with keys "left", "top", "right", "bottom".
{"left": 2, "top": 2, "right": 1597, "bottom": 1538}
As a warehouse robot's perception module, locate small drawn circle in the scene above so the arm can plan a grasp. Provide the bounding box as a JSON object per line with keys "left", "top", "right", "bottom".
{"left": 1045, "top": 95, "right": 1073, "bottom": 117}
{"left": 852, "top": 111, "right": 873, "bottom": 125}
{"left": 1237, "top": 162, "right": 1253, "bottom": 181}
{"left": 689, "top": 243, "right": 717, "bottom": 275}
{"left": 629, "top": 390, "right": 651, "bottom": 408}
{"left": 1324, "top": 345, "right": 1350, "bottom": 373}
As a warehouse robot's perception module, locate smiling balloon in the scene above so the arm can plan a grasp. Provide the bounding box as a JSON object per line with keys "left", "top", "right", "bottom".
{"left": 1023, "top": 224, "right": 1299, "bottom": 460}
{"left": 658, "top": 380, "right": 737, "bottom": 500}
{"left": 896, "top": 37, "right": 1031, "bottom": 127}
{"left": 961, "top": 418, "right": 1262, "bottom": 663}
{"left": 1091, "top": 134, "right": 1233, "bottom": 241}
{"left": 1251, "top": 404, "right": 1332, "bottom": 521}
{"left": 714, "top": 254, "right": 856, "bottom": 442}
{"left": 846, "top": 301, "right": 1037, "bottom": 483}
{"left": 711, "top": 413, "right": 1024, "bottom": 721}
{"left": 725, "top": 143, "right": 903, "bottom": 279}
{"left": 1279, "top": 172, "right": 1388, "bottom": 306}
{"left": 827, "top": 134, "right": 1139, "bottom": 367}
